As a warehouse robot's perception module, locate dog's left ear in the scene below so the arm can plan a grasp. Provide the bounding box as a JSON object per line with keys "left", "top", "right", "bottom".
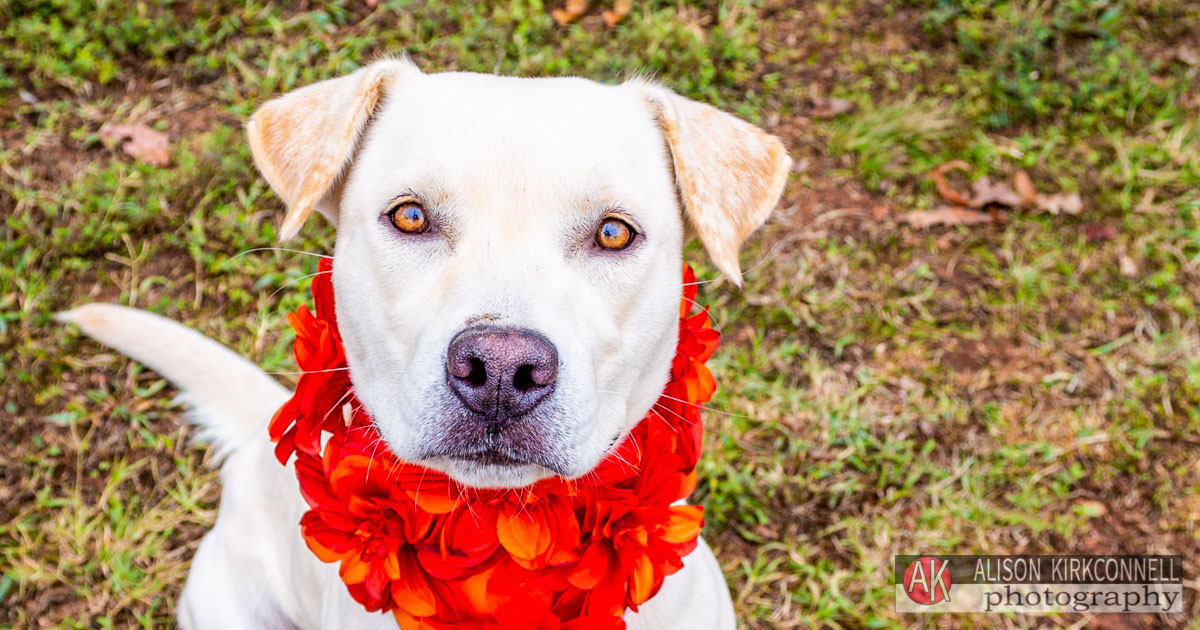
{"left": 634, "top": 82, "right": 792, "bottom": 285}
{"left": 246, "top": 57, "right": 421, "bottom": 240}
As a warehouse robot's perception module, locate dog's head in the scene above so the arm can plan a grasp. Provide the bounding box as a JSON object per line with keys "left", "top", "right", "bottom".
{"left": 247, "top": 58, "right": 789, "bottom": 488}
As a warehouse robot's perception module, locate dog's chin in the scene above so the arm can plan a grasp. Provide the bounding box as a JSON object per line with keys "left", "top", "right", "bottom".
{"left": 420, "top": 456, "right": 556, "bottom": 489}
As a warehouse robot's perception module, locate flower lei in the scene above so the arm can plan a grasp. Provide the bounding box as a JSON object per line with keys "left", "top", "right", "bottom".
{"left": 269, "top": 257, "right": 720, "bottom": 630}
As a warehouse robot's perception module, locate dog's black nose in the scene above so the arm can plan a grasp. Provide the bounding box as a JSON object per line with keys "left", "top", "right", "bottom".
{"left": 445, "top": 326, "right": 558, "bottom": 420}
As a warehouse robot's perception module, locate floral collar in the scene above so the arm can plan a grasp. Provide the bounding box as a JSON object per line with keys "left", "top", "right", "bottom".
{"left": 270, "top": 257, "right": 720, "bottom": 629}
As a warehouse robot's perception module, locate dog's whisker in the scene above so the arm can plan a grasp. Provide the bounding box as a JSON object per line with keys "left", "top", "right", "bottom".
{"left": 604, "top": 447, "right": 639, "bottom": 474}
{"left": 586, "top": 385, "right": 759, "bottom": 423}
{"left": 680, "top": 240, "right": 786, "bottom": 288}
{"left": 230, "top": 247, "right": 332, "bottom": 261}
{"left": 347, "top": 401, "right": 377, "bottom": 436}
{"left": 679, "top": 296, "right": 726, "bottom": 334}
{"left": 365, "top": 429, "right": 385, "bottom": 483}
{"left": 652, "top": 392, "right": 761, "bottom": 422}
{"left": 409, "top": 456, "right": 433, "bottom": 508}
{"left": 266, "top": 269, "right": 332, "bottom": 302}
{"left": 265, "top": 366, "right": 352, "bottom": 376}
{"left": 317, "top": 386, "right": 356, "bottom": 430}
{"left": 650, "top": 403, "right": 690, "bottom": 441}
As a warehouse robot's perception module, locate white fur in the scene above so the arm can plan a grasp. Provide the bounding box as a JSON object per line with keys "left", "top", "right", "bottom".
{"left": 62, "top": 60, "right": 791, "bottom": 630}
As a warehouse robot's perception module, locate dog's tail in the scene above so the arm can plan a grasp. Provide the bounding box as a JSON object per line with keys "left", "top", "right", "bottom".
{"left": 57, "top": 304, "right": 289, "bottom": 459}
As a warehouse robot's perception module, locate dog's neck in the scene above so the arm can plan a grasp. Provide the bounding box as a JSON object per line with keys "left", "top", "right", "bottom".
{"left": 268, "top": 257, "right": 720, "bottom": 628}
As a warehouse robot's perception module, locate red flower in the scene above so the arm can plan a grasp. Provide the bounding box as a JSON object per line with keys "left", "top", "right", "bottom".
{"left": 269, "top": 257, "right": 720, "bottom": 629}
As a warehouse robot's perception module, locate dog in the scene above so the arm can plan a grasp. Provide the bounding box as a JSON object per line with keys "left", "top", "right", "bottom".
{"left": 59, "top": 56, "right": 790, "bottom": 629}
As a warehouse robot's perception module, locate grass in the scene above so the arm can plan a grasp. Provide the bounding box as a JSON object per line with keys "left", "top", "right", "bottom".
{"left": 2, "top": 0, "right": 1199, "bottom": 627}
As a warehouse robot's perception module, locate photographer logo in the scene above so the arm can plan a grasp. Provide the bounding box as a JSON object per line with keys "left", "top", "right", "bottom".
{"left": 902, "top": 557, "right": 952, "bottom": 605}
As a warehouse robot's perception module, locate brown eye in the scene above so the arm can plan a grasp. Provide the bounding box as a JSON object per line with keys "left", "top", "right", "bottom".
{"left": 595, "top": 217, "right": 635, "bottom": 250}
{"left": 388, "top": 202, "right": 429, "bottom": 234}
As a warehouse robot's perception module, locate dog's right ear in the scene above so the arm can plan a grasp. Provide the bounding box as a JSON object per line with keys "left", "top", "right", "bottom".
{"left": 631, "top": 80, "right": 791, "bottom": 286}
{"left": 246, "top": 57, "right": 420, "bottom": 240}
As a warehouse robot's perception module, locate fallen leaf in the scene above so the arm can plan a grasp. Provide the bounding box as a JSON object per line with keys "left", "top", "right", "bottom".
{"left": 1119, "top": 253, "right": 1139, "bottom": 277}
{"left": 751, "top": 523, "right": 780, "bottom": 539}
{"left": 1136, "top": 189, "right": 1158, "bottom": 213}
{"left": 1035, "top": 191, "right": 1083, "bottom": 216}
{"left": 1085, "top": 222, "right": 1118, "bottom": 243}
{"left": 600, "top": 0, "right": 631, "bottom": 26}
{"left": 921, "top": 164, "right": 1085, "bottom": 223}
{"left": 898, "top": 206, "right": 993, "bottom": 229}
{"left": 99, "top": 123, "right": 170, "bottom": 166}
{"left": 870, "top": 204, "right": 891, "bottom": 221}
{"left": 811, "top": 97, "right": 855, "bottom": 119}
{"left": 969, "top": 176, "right": 1023, "bottom": 208}
{"left": 929, "top": 160, "right": 972, "bottom": 206}
{"left": 1013, "top": 169, "right": 1038, "bottom": 205}
{"left": 1178, "top": 46, "right": 1199, "bottom": 67}
{"left": 551, "top": 0, "right": 588, "bottom": 25}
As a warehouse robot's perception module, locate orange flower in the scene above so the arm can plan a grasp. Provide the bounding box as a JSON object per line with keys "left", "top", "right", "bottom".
{"left": 270, "top": 257, "right": 719, "bottom": 629}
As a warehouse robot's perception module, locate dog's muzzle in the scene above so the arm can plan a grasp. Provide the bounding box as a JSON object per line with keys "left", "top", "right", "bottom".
{"left": 445, "top": 325, "right": 558, "bottom": 425}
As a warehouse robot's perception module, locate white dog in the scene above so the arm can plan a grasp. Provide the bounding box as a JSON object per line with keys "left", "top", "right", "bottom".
{"left": 60, "top": 57, "right": 790, "bottom": 629}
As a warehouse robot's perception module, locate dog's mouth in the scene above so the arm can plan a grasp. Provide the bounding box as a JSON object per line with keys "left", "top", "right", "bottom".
{"left": 405, "top": 403, "right": 574, "bottom": 477}
{"left": 450, "top": 448, "right": 529, "bottom": 468}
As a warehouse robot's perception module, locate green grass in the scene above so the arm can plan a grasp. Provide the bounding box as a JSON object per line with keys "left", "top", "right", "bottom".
{"left": 3, "top": 0, "right": 1200, "bottom": 628}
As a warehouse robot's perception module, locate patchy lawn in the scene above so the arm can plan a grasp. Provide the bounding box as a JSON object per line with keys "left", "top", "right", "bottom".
{"left": 2, "top": 0, "right": 1199, "bottom": 628}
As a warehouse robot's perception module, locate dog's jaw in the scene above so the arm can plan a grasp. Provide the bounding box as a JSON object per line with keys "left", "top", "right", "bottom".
{"left": 420, "top": 456, "right": 553, "bottom": 489}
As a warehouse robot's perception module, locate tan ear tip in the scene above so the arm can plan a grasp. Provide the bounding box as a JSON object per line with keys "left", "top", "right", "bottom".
{"left": 778, "top": 148, "right": 794, "bottom": 171}
{"left": 277, "top": 216, "right": 302, "bottom": 241}
{"left": 245, "top": 111, "right": 266, "bottom": 138}
{"left": 713, "top": 256, "right": 744, "bottom": 288}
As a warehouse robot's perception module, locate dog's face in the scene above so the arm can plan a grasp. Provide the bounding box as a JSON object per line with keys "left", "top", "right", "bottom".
{"left": 247, "top": 59, "right": 790, "bottom": 488}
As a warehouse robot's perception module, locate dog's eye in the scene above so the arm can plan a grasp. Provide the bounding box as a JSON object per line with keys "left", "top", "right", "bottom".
{"left": 594, "top": 217, "right": 635, "bottom": 250}
{"left": 388, "top": 201, "right": 430, "bottom": 234}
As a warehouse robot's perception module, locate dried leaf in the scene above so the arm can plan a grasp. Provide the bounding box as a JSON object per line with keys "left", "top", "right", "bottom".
{"left": 99, "top": 123, "right": 170, "bottom": 166}
{"left": 1136, "top": 189, "right": 1159, "bottom": 214}
{"left": 1085, "top": 222, "right": 1118, "bottom": 243}
{"left": 1035, "top": 192, "right": 1083, "bottom": 216}
{"left": 751, "top": 523, "right": 780, "bottom": 539}
{"left": 929, "top": 160, "right": 972, "bottom": 207}
{"left": 1119, "top": 254, "right": 1139, "bottom": 277}
{"left": 898, "top": 206, "right": 993, "bottom": 229}
{"left": 1178, "top": 46, "right": 1199, "bottom": 67}
{"left": 601, "top": 0, "right": 631, "bottom": 26}
{"left": 969, "top": 176, "right": 1023, "bottom": 208}
{"left": 551, "top": 0, "right": 588, "bottom": 25}
{"left": 1013, "top": 169, "right": 1038, "bottom": 206}
{"left": 811, "top": 97, "right": 855, "bottom": 119}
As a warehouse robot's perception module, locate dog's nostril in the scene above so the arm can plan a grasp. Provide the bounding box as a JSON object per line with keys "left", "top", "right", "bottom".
{"left": 512, "top": 364, "right": 536, "bottom": 392}
{"left": 466, "top": 357, "right": 488, "bottom": 387}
